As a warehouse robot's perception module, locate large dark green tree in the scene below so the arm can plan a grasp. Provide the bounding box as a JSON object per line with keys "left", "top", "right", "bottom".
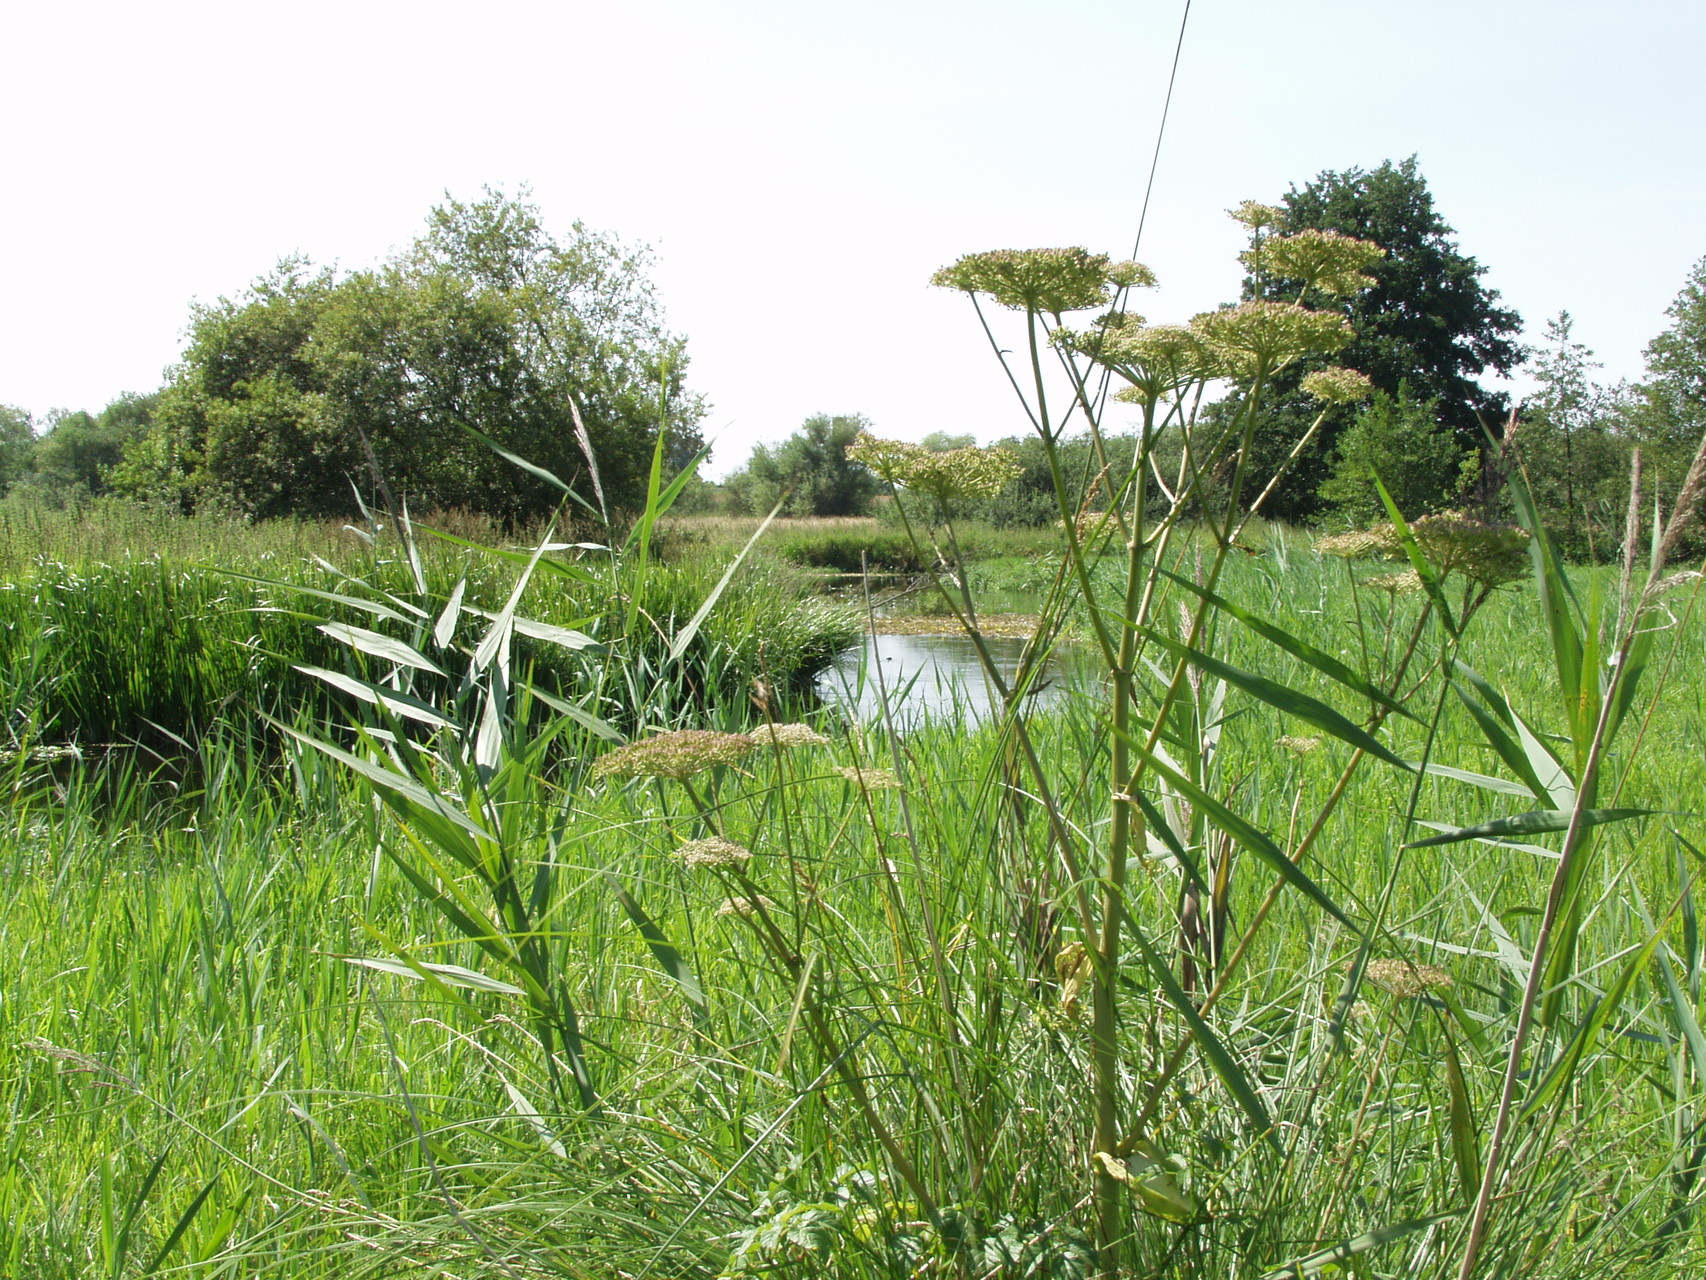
{"left": 116, "top": 191, "right": 704, "bottom": 523}
{"left": 1228, "top": 157, "right": 1524, "bottom": 521}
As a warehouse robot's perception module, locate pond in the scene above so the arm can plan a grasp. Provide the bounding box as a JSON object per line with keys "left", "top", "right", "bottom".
{"left": 816, "top": 629, "right": 1081, "bottom": 723}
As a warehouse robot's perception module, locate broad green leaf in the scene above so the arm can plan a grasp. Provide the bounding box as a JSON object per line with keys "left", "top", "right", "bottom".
{"left": 512, "top": 616, "right": 604, "bottom": 653}
{"left": 530, "top": 687, "right": 622, "bottom": 742}
{"left": 1261, "top": 1212, "right": 1462, "bottom": 1278}
{"left": 1509, "top": 473, "right": 1586, "bottom": 738}
{"left": 220, "top": 571, "right": 413, "bottom": 626}
{"left": 1116, "top": 726, "right": 1361, "bottom": 934}
{"left": 668, "top": 496, "right": 787, "bottom": 664}
{"left": 274, "top": 720, "right": 494, "bottom": 846}
{"left": 1140, "top": 627, "right": 1411, "bottom": 770}
{"left": 1160, "top": 568, "right": 1416, "bottom": 721}
{"left": 1125, "top": 919, "right": 1278, "bottom": 1150}
{"left": 1518, "top": 919, "right": 1669, "bottom": 1124}
{"left": 607, "top": 873, "right": 709, "bottom": 1021}
{"left": 1657, "top": 943, "right": 1706, "bottom": 1081}
{"left": 434, "top": 578, "right": 466, "bottom": 650}
{"left": 1375, "top": 474, "right": 1458, "bottom": 638}
{"left": 1404, "top": 808, "right": 1651, "bottom": 849}
{"left": 1448, "top": 675, "right": 1557, "bottom": 804}
{"left": 293, "top": 665, "right": 455, "bottom": 728}
{"left": 1409, "top": 819, "right": 1558, "bottom": 860}
{"left": 1411, "top": 761, "right": 1535, "bottom": 798}
{"left": 343, "top": 955, "right": 525, "bottom": 995}
{"left": 318, "top": 623, "right": 447, "bottom": 677}
{"left": 1443, "top": 1032, "right": 1480, "bottom": 1206}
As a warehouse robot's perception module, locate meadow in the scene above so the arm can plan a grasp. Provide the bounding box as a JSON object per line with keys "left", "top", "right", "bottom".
{"left": 1, "top": 487, "right": 1703, "bottom": 1278}
{"left": 6, "top": 234, "right": 1706, "bottom": 1280}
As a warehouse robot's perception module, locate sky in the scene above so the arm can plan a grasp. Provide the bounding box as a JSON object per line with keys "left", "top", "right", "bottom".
{"left": 3, "top": 0, "right": 1702, "bottom": 477}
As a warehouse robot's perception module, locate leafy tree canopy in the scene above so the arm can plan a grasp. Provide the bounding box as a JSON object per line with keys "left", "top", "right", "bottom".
{"left": 28, "top": 394, "right": 158, "bottom": 498}
{"left": 114, "top": 190, "right": 704, "bottom": 523}
{"left": 0, "top": 405, "right": 33, "bottom": 495}
{"left": 726, "top": 414, "right": 880, "bottom": 517}
{"left": 1227, "top": 157, "right": 1524, "bottom": 521}
{"left": 1631, "top": 255, "right": 1706, "bottom": 490}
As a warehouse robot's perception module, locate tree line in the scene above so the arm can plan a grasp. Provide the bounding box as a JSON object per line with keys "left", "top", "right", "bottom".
{"left": 713, "top": 160, "right": 1706, "bottom": 558}
{"left": 7, "top": 164, "right": 1704, "bottom": 555}
{"left": 1, "top": 190, "right": 704, "bottom": 524}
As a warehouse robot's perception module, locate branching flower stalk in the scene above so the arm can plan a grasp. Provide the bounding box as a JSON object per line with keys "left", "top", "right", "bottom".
{"left": 929, "top": 231, "right": 1380, "bottom": 1276}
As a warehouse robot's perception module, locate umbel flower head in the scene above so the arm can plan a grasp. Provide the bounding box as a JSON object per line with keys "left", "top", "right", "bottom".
{"left": 1301, "top": 367, "right": 1374, "bottom": 405}
{"left": 1316, "top": 514, "right": 1531, "bottom": 589}
{"left": 675, "top": 837, "right": 753, "bottom": 870}
{"left": 1190, "top": 301, "right": 1352, "bottom": 378}
{"left": 716, "top": 895, "right": 780, "bottom": 919}
{"left": 1408, "top": 511, "right": 1531, "bottom": 587}
{"left": 592, "top": 729, "right": 757, "bottom": 780}
{"left": 847, "top": 433, "right": 1021, "bottom": 502}
{"left": 1227, "top": 200, "right": 1286, "bottom": 231}
{"left": 1057, "top": 317, "right": 1219, "bottom": 403}
{"left": 1242, "top": 229, "right": 1386, "bottom": 297}
{"left": 1363, "top": 570, "right": 1425, "bottom": 596}
{"left": 845, "top": 433, "right": 923, "bottom": 484}
{"left": 931, "top": 248, "right": 1153, "bottom": 314}
{"left": 756, "top": 722, "right": 830, "bottom": 748}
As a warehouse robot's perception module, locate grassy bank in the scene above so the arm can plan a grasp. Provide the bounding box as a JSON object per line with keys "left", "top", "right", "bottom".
{"left": 0, "top": 498, "right": 860, "bottom": 747}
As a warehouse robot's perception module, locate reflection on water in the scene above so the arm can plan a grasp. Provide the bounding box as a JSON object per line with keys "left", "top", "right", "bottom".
{"left": 817, "top": 631, "right": 1071, "bottom": 723}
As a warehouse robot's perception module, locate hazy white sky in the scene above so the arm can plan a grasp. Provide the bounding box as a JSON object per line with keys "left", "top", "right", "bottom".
{"left": 3, "top": 0, "right": 1702, "bottom": 476}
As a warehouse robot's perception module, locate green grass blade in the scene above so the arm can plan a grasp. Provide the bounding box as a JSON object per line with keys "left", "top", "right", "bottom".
{"left": 1262, "top": 1212, "right": 1463, "bottom": 1278}
{"left": 606, "top": 873, "right": 709, "bottom": 1022}
{"left": 667, "top": 496, "right": 787, "bottom": 664}
{"left": 1117, "top": 727, "right": 1361, "bottom": 934}
{"left": 1140, "top": 626, "right": 1411, "bottom": 770}
{"left": 1404, "top": 808, "right": 1651, "bottom": 850}
{"left": 1124, "top": 918, "right": 1279, "bottom": 1151}
{"left": 1160, "top": 567, "right": 1416, "bottom": 721}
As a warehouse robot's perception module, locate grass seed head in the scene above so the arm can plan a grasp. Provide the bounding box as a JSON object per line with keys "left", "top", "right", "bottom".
{"left": 1278, "top": 735, "right": 1322, "bottom": 754}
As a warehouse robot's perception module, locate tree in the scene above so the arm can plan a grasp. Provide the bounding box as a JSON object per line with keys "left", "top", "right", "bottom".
{"left": 116, "top": 191, "right": 704, "bottom": 523}
{"left": 1631, "top": 255, "right": 1706, "bottom": 512}
{"left": 30, "top": 396, "right": 157, "bottom": 498}
{"left": 0, "top": 405, "right": 33, "bottom": 494}
{"left": 1514, "top": 313, "right": 1631, "bottom": 559}
{"left": 727, "top": 414, "right": 880, "bottom": 516}
{"left": 1226, "top": 157, "right": 1525, "bottom": 521}
{"left": 1318, "top": 383, "right": 1463, "bottom": 521}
